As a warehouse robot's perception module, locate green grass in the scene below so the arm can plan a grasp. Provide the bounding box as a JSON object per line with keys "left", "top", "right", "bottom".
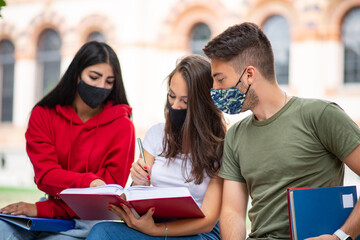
{"left": 0, "top": 187, "right": 44, "bottom": 208}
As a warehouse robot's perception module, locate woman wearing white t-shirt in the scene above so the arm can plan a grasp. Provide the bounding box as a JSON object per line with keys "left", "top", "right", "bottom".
{"left": 87, "top": 55, "right": 226, "bottom": 240}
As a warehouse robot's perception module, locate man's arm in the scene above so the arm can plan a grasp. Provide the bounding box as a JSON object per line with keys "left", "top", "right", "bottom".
{"left": 307, "top": 144, "right": 360, "bottom": 240}
{"left": 220, "top": 179, "right": 249, "bottom": 240}
{"left": 339, "top": 144, "right": 360, "bottom": 239}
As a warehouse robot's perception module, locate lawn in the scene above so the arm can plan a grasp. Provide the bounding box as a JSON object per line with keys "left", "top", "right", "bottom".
{"left": 0, "top": 186, "right": 44, "bottom": 208}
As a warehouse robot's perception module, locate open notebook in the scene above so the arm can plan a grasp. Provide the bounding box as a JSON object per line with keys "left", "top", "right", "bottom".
{"left": 59, "top": 184, "right": 204, "bottom": 221}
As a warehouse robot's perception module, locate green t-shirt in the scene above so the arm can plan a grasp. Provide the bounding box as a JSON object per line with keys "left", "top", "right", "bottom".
{"left": 218, "top": 97, "right": 360, "bottom": 239}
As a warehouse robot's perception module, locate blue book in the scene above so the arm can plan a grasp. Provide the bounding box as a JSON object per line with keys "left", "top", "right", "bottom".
{"left": 0, "top": 213, "right": 75, "bottom": 232}
{"left": 287, "top": 186, "right": 359, "bottom": 240}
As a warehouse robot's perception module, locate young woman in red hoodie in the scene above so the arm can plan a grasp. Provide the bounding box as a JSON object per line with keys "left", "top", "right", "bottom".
{"left": 0, "top": 41, "right": 135, "bottom": 239}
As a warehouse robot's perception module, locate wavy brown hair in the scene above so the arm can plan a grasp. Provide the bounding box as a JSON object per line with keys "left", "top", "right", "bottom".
{"left": 162, "top": 55, "right": 226, "bottom": 184}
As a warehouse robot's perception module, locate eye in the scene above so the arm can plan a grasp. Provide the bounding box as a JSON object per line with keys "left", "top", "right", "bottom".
{"left": 218, "top": 78, "right": 224, "bottom": 83}
{"left": 182, "top": 99, "right": 188, "bottom": 104}
{"left": 106, "top": 80, "right": 114, "bottom": 85}
{"left": 90, "top": 76, "right": 98, "bottom": 80}
{"left": 168, "top": 93, "right": 176, "bottom": 98}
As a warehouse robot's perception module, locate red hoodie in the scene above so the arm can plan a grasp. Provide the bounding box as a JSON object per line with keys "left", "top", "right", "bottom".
{"left": 25, "top": 101, "right": 135, "bottom": 219}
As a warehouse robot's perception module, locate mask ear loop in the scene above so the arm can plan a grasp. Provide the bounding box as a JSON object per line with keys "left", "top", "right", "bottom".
{"left": 234, "top": 67, "right": 248, "bottom": 87}
{"left": 237, "top": 67, "right": 253, "bottom": 96}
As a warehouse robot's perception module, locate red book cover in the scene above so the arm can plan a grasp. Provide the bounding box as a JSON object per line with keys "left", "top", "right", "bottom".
{"left": 129, "top": 196, "right": 204, "bottom": 220}
{"left": 59, "top": 185, "right": 204, "bottom": 221}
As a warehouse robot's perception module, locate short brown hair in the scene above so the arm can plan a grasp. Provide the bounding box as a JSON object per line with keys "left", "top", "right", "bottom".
{"left": 203, "top": 22, "right": 275, "bottom": 81}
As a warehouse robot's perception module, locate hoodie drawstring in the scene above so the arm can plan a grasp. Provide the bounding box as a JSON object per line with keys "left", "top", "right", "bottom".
{"left": 86, "top": 114, "right": 100, "bottom": 173}
{"left": 67, "top": 111, "right": 74, "bottom": 170}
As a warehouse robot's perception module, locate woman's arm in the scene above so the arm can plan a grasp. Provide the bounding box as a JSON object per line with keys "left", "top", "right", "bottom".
{"left": 91, "top": 118, "right": 136, "bottom": 187}
{"left": 163, "top": 176, "right": 223, "bottom": 236}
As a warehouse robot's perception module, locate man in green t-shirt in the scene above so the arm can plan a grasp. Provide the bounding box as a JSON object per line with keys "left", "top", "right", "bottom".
{"left": 203, "top": 22, "right": 360, "bottom": 240}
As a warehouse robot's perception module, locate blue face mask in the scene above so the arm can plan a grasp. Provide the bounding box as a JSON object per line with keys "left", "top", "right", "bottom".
{"left": 210, "top": 68, "right": 250, "bottom": 115}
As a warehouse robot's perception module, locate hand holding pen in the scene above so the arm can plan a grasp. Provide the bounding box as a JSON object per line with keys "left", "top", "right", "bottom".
{"left": 130, "top": 138, "right": 151, "bottom": 185}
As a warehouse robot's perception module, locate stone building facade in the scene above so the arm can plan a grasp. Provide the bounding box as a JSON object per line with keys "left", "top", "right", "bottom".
{"left": 0, "top": 0, "right": 359, "bottom": 186}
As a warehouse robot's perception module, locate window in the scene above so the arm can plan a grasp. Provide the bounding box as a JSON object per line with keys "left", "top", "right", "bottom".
{"left": 262, "top": 15, "right": 290, "bottom": 85}
{"left": 190, "top": 23, "right": 211, "bottom": 56}
{"left": 342, "top": 7, "right": 360, "bottom": 84}
{"left": 37, "top": 29, "right": 61, "bottom": 96}
{"left": 0, "top": 39, "right": 15, "bottom": 122}
{"left": 87, "top": 31, "right": 106, "bottom": 43}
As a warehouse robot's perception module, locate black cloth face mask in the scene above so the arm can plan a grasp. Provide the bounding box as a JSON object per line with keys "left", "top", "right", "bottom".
{"left": 167, "top": 97, "right": 187, "bottom": 128}
{"left": 77, "top": 79, "right": 112, "bottom": 109}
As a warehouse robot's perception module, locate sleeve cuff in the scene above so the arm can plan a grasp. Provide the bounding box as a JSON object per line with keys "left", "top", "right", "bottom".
{"left": 80, "top": 172, "right": 102, "bottom": 187}
{"left": 36, "top": 199, "right": 78, "bottom": 219}
{"left": 36, "top": 200, "right": 55, "bottom": 218}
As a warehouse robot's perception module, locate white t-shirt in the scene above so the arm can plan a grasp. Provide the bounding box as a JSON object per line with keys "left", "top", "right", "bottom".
{"left": 142, "top": 123, "right": 211, "bottom": 208}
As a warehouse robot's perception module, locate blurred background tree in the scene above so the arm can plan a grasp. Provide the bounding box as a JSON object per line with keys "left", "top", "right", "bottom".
{"left": 0, "top": 0, "right": 6, "bottom": 17}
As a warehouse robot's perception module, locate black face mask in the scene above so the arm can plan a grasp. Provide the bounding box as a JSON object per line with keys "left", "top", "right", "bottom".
{"left": 167, "top": 97, "right": 187, "bottom": 128}
{"left": 77, "top": 79, "right": 112, "bottom": 109}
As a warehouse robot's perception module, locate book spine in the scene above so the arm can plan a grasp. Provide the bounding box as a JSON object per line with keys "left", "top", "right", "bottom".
{"left": 26, "top": 219, "right": 32, "bottom": 230}
{"left": 287, "top": 189, "right": 294, "bottom": 240}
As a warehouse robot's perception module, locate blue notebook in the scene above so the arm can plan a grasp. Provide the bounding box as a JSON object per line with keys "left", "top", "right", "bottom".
{"left": 0, "top": 213, "right": 75, "bottom": 232}
{"left": 287, "top": 186, "right": 359, "bottom": 240}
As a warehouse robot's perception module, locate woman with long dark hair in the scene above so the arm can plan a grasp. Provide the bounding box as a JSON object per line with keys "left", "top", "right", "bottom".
{"left": 0, "top": 41, "right": 135, "bottom": 239}
{"left": 87, "top": 55, "right": 226, "bottom": 240}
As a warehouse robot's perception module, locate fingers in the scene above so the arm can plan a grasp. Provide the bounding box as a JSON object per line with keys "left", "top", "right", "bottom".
{"left": 143, "top": 207, "right": 155, "bottom": 219}
{"left": 89, "top": 179, "right": 106, "bottom": 188}
{"left": 130, "top": 159, "right": 151, "bottom": 185}
{"left": 119, "top": 204, "right": 133, "bottom": 216}
{"left": 134, "top": 158, "right": 151, "bottom": 175}
{"left": 109, "top": 204, "right": 135, "bottom": 228}
{"left": 109, "top": 204, "right": 127, "bottom": 221}
{"left": 1, "top": 202, "right": 21, "bottom": 214}
{"left": 305, "top": 235, "right": 334, "bottom": 240}
{"left": 130, "top": 169, "right": 149, "bottom": 185}
{"left": 109, "top": 203, "right": 155, "bottom": 231}
{"left": 0, "top": 202, "right": 37, "bottom": 216}
{"left": 136, "top": 157, "right": 151, "bottom": 173}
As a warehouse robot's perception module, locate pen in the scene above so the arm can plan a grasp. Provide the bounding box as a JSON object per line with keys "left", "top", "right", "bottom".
{"left": 130, "top": 138, "right": 149, "bottom": 187}
{"left": 137, "top": 138, "right": 146, "bottom": 164}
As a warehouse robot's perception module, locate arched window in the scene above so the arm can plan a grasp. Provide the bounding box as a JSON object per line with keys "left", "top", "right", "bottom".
{"left": 342, "top": 7, "right": 360, "bottom": 84}
{"left": 0, "top": 39, "right": 15, "bottom": 122}
{"left": 190, "top": 23, "right": 211, "bottom": 56}
{"left": 262, "top": 15, "right": 290, "bottom": 85}
{"left": 87, "top": 31, "right": 106, "bottom": 42}
{"left": 37, "top": 29, "right": 61, "bottom": 96}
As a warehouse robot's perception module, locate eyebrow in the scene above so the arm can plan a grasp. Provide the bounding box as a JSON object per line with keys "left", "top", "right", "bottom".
{"left": 169, "top": 88, "right": 188, "bottom": 98}
{"left": 90, "top": 70, "right": 115, "bottom": 79}
{"left": 212, "top": 72, "right": 224, "bottom": 78}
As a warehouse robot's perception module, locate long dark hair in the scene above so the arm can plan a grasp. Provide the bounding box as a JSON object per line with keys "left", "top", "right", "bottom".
{"left": 163, "top": 55, "right": 226, "bottom": 184}
{"left": 36, "top": 41, "right": 130, "bottom": 108}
